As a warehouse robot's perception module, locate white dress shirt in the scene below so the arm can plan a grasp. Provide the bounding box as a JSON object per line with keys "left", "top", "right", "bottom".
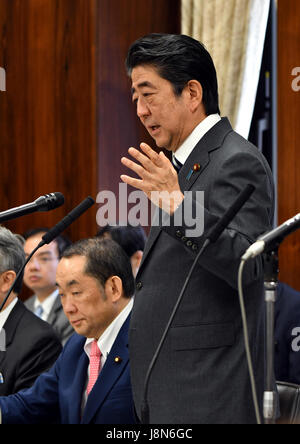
{"left": 172, "top": 113, "right": 221, "bottom": 166}
{"left": 33, "top": 289, "right": 59, "bottom": 321}
{"left": 0, "top": 297, "right": 18, "bottom": 331}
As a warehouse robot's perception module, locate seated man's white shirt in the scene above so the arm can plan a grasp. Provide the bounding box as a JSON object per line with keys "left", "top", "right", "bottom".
{"left": 33, "top": 289, "right": 59, "bottom": 321}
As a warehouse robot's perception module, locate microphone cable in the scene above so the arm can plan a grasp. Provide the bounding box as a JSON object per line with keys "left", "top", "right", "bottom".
{"left": 237, "top": 258, "right": 262, "bottom": 425}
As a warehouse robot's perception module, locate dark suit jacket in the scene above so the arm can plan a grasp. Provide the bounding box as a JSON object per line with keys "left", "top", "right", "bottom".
{"left": 274, "top": 281, "right": 300, "bottom": 385}
{"left": 129, "top": 117, "right": 274, "bottom": 424}
{"left": 25, "top": 294, "right": 74, "bottom": 346}
{"left": 0, "top": 314, "right": 136, "bottom": 424}
{"left": 0, "top": 300, "right": 62, "bottom": 396}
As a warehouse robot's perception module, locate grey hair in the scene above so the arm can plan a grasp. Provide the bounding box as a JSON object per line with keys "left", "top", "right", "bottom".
{"left": 0, "top": 226, "right": 25, "bottom": 294}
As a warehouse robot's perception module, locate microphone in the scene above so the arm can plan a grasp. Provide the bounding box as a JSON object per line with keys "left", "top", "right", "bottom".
{"left": 206, "top": 184, "right": 255, "bottom": 242}
{"left": 141, "top": 183, "right": 255, "bottom": 424}
{"left": 0, "top": 196, "right": 95, "bottom": 314}
{"left": 242, "top": 212, "right": 300, "bottom": 261}
{"left": 0, "top": 192, "right": 65, "bottom": 223}
{"left": 40, "top": 196, "right": 95, "bottom": 246}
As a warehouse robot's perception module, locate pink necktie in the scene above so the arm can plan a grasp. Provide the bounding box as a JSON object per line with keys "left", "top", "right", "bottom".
{"left": 86, "top": 339, "right": 102, "bottom": 396}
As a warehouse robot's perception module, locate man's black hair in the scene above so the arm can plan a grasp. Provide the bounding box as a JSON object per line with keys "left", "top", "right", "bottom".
{"left": 96, "top": 224, "right": 147, "bottom": 258}
{"left": 62, "top": 238, "right": 135, "bottom": 299}
{"left": 126, "top": 33, "right": 220, "bottom": 115}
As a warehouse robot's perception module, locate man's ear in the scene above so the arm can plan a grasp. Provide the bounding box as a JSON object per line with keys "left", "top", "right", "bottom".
{"left": 185, "top": 79, "right": 203, "bottom": 113}
{"left": 105, "top": 275, "right": 123, "bottom": 303}
{"left": 0, "top": 270, "right": 16, "bottom": 293}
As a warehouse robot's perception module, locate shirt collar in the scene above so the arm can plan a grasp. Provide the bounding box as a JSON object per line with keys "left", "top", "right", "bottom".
{"left": 173, "top": 114, "right": 221, "bottom": 165}
{"left": 0, "top": 297, "right": 18, "bottom": 330}
{"left": 34, "top": 289, "right": 59, "bottom": 317}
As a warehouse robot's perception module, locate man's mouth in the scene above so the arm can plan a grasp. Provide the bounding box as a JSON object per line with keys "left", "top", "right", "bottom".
{"left": 71, "top": 319, "right": 84, "bottom": 326}
{"left": 28, "top": 275, "right": 41, "bottom": 282}
{"left": 148, "top": 125, "right": 160, "bottom": 134}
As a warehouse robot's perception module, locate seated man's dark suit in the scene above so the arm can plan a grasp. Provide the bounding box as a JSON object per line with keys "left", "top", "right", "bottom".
{"left": 0, "top": 314, "right": 136, "bottom": 424}
{"left": 0, "top": 300, "right": 62, "bottom": 396}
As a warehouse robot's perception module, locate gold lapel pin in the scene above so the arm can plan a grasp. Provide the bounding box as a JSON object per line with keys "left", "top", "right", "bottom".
{"left": 114, "top": 356, "right": 122, "bottom": 364}
{"left": 186, "top": 163, "right": 201, "bottom": 180}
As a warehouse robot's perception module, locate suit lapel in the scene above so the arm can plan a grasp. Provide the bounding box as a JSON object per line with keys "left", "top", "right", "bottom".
{"left": 47, "top": 295, "right": 60, "bottom": 325}
{"left": 68, "top": 347, "right": 89, "bottom": 424}
{"left": 136, "top": 223, "right": 161, "bottom": 275}
{"left": 24, "top": 296, "right": 35, "bottom": 311}
{"left": 0, "top": 301, "right": 25, "bottom": 375}
{"left": 81, "top": 315, "right": 130, "bottom": 424}
{"left": 179, "top": 117, "right": 233, "bottom": 191}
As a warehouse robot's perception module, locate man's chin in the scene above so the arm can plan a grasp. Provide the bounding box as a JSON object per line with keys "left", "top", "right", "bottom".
{"left": 152, "top": 138, "right": 169, "bottom": 151}
{"left": 73, "top": 326, "right": 87, "bottom": 337}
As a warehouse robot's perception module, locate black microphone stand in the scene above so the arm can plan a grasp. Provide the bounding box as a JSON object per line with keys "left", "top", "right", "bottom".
{"left": 262, "top": 248, "right": 279, "bottom": 424}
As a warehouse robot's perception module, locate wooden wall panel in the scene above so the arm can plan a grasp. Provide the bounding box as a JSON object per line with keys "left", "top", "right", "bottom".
{"left": 0, "top": 0, "right": 98, "bottom": 243}
{"left": 0, "top": 0, "right": 180, "bottom": 236}
{"left": 0, "top": 0, "right": 180, "bottom": 300}
{"left": 277, "top": 0, "right": 300, "bottom": 290}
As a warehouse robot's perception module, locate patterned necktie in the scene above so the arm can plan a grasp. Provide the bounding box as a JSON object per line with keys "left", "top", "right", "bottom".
{"left": 34, "top": 305, "right": 44, "bottom": 319}
{"left": 172, "top": 155, "right": 183, "bottom": 173}
{"left": 86, "top": 339, "right": 102, "bottom": 396}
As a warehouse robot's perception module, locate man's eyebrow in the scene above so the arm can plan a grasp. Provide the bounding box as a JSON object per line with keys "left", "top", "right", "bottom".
{"left": 25, "top": 250, "right": 52, "bottom": 257}
{"left": 56, "top": 279, "right": 80, "bottom": 288}
{"left": 131, "top": 81, "right": 156, "bottom": 95}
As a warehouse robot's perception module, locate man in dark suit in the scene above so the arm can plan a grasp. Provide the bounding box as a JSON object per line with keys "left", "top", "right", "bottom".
{"left": 23, "top": 228, "right": 74, "bottom": 345}
{"left": 0, "top": 238, "right": 136, "bottom": 424}
{"left": 274, "top": 281, "right": 300, "bottom": 385}
{"left": 0, "top": 226, "right": 62, "bottom": 396}
{"left": 121, "top": 34, "right": 274, "bottom": 424}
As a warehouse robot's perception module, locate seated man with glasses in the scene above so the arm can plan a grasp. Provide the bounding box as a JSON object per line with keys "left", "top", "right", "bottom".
{"left": 23, "top": 228, "right": 74, "bottom": 345}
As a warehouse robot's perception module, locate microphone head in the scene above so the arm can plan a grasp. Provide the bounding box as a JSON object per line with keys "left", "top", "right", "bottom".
{"left": 35, "top": 192, "right": 65, "bottom": 211}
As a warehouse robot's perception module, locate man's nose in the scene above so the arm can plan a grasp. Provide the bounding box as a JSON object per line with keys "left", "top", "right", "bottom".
{"left": 61, "top": 295, "right": 76, "bottom": 315}
{"left": 136, "top": 97, "right": 150, "bottom": 120}
{"left": 27, "top": 257, "right": 40, "bottom": 270}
